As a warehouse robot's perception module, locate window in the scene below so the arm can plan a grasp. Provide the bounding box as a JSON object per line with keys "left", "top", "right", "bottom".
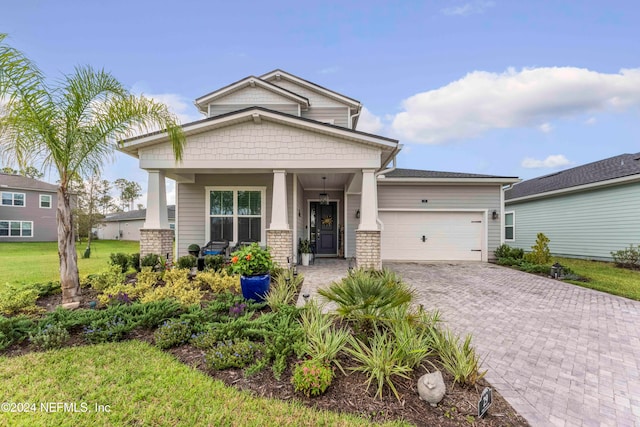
{"left": 40, "top": 194, "right": 52, "bottom": 208}
{"left": 1, "top": 192, "right": 25, "bottom": 207}
{"left": 505, "top": 211, "right": 515, "bottom": 241}
{"left": 207, "top": 188, "right": 265, "bottom": 244}
{"left": 0, "top": 220, "right": 33, "bottom": 237}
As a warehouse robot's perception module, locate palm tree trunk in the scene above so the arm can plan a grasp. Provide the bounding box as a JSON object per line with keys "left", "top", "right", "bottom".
{"left": 57, "top": 186, "right": 81, "bottom": 305}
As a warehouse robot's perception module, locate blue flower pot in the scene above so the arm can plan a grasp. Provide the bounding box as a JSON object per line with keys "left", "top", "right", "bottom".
{"left": 240, "top": 274, "right": 271, "bottom": 302}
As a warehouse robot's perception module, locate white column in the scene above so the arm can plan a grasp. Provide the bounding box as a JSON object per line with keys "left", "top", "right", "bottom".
{"left": 143, "top": 170, "right": 169, "bottom": 229}
{"left": 358, "top": 169, "right": 379, "bottom": 231}
{"left": 269, "top": 170, "right": 289, "bottom": 230}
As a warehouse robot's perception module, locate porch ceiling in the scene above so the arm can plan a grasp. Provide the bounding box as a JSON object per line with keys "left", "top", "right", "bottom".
{"left": 297, "top": 173, "right": 351, "bottom": 190}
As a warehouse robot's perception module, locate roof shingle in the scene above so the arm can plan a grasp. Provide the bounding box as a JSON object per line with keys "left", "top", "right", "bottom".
{"left": 505, "top": 152, "right": 640, "bottom": 200}
{"left": 384, "top": 168, "right": 517, "bottom": 179}
{"left": 103, "top": 205, "right": 175, "bottom": 222}
{"left": 0, "top": 173, "right": 58, "bottom": 192}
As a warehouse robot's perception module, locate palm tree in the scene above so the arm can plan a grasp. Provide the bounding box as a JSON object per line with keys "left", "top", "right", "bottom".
{"left": 0, "top": 34, "right": 185, "bottom": 306}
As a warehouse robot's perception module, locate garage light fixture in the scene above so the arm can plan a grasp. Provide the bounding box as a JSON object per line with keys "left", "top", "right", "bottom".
{"left": 492, "top": 210, "right": 499, "bottom": 220}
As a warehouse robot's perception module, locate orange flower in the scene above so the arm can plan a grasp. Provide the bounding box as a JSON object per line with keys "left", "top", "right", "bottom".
{"left": 245, "top": 254, "right": 252, "bottom": 261}
{"left": 232, "top": 256, "right": 239, "bottom": 263}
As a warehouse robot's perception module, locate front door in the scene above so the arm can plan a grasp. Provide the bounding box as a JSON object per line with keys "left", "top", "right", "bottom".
{"left": 310, "top": 202, "right": 338, "bottom": 255}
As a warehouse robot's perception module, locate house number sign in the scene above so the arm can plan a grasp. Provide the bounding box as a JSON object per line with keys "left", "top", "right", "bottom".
{"left": 478, "top": 387, "right": 492, "bottom": 418}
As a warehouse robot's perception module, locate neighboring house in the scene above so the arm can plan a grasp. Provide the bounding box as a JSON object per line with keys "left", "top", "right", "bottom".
{"left": 0, "top": 173, "right": 58, "bottom": 242}
{"left": 505, "top": 152, "right": 640, "bottom": 261}
{"left": 97, "top": 206, "right": 175, "bottom": 241}
{"left": 118, "top": 70, "right": 518, "bottom": 267}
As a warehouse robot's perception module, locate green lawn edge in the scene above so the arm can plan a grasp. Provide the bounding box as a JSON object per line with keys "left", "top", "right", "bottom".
{"left": 556, "top": 257, "right": 640, "bottom": 301}
{"left": 0, "top": 340, "right": 410, "bottom": 427}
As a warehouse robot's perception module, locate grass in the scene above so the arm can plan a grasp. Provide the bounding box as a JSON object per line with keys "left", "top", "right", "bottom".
{"left": 556, "top": 257, "right": 640, "bottom": 301}
{"left": 0, "top": 340, "right": 408, "bottom": 427}
{"left": 0, "top": 240, "right": 139, "bottom": 286}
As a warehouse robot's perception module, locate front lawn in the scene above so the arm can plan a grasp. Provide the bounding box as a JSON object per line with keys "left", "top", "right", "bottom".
{"left": 0, "top": 240, "right": 139, "bottom": 286}
{"left": 556, "top": 257, "right": 640, "bottom": 301}
{"left": 0, "top": 340, "right": 402, "bottom": 427}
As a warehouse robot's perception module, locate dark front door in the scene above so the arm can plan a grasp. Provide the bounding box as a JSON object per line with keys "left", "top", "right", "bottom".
{"left": 310, "top": 202, "right": 337, "bottom": 255}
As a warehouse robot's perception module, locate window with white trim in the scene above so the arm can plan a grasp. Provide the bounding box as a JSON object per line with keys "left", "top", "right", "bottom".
{"left": 0, "top": 220, "right": 33, "bottom": 237}
{"left": 505, "top": 211, "right": 515, "bottom": 241}
{"left": 40, "top": 194, "right": 52, "bottom": 208}
{"left": 1, "top": 192, "right": 25, "bottom": 207}
{"left": 207, "top": 188, "right": 265, "bottom": 244}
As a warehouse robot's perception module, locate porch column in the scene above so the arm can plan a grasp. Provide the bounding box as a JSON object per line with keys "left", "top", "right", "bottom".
{"left": 140, "top": 170, "right": 174, "bottom": 264}
{"left": 356, "top": 169, "right": 381, "bottom": 270}
{"left": 267, "top": 170, "right": 292, "bottom": 268}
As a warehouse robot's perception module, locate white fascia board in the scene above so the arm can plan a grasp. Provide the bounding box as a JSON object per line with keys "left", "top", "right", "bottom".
{"left": 120, "top": 108, "right": 398, "bottom": 153}
{"left": 377, "top": 177, "right": 521, "bottom": 185}
{"left": 505, "top": 173, "right": 640, "bottom": 204}
{"left": 260, "top": 70, "right": 361, "bottom": 109}
{"left": 194, "top": 77, "right": 310, "bottom": 112}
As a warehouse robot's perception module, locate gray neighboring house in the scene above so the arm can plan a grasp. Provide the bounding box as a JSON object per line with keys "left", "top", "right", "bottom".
{"left": 97, "top": 206, "right": 175, "bottom": 241}
{"left": 0, "top": 173, "right": 58, "bottom": 242}
{"left": 504, "top": 152, "right": 640, "bottom": 261}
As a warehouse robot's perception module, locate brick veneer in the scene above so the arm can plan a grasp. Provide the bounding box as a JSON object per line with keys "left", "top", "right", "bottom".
{"left": 140, "top": 229, "right": 174, "bottom": 264}
{"left": 355, "top": 230, "right": 381, "bottom": 270}
{"left": 266, "top": 229, "right": 293, "bottom": 269}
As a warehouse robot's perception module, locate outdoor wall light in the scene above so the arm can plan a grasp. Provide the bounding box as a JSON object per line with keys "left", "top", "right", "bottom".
{"left": 492, "top": 210, "right": 499, "bottom": 220}
{"left": 355, "top": 209, "right": 360, "bottom": 219}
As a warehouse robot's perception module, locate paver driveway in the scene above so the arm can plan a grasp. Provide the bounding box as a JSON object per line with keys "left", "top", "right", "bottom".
{"left": 386, "top": 262, "right": 640, "bottom": 427}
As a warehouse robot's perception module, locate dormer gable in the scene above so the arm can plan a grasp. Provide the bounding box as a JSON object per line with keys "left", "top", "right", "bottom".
{"left": 194, "top": 76, "right": 310, "bottom": 116}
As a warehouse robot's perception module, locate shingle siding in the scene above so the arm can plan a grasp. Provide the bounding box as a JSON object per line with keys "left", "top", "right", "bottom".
{"left": 209, "top": 103, "right": 298, "bottom": 117}
{"left": 302, "top": 107, "right": 349, "bottom": 128}
{"left": 506, "top": 181, "right": 640, "bottom": 261}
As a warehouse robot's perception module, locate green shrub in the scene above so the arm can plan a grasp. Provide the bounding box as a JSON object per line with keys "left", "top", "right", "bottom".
{"left": 494, "top": 244, "right": 524, "bottom": 260}
{"left": 97, "top": 267, "right": 157, "bottom": 306}
{"left": 291, "top": 359, "right": 334, "bottom": 397}
{"left": 496, "top": 257, "right": 523, "bottom": 267}
{"left": 29, "top": 323, "right": 70, "bottom": 350}
{"left": 140, "top": 253, "right": 161, "bottom": 271}
{"left": 525, "top": 233, "right": 551, "bottom": 265}
{"left": 205, "top": 339, "right": 262, "bottom": 370}
{"left": 0, "top": 315, "right": 36, "bottom": 350}
{"left": 611, "top": 244, "right": 640, "bottom": 270}
{"left": 109, "top": 253, "right": 131, "bottom": 273}
{"left": 345, "top": 327, "right": 413, "bottom": 400}
{"left": 141, "top": 268, "right": 204, "bottom": 306}
{"left": 386, "top": 313, "right": 433, "bottom": 369}
{"left": 318, "top": 269, "right": 413, "bottom": 333}
{"left": 430, "top": 327, "right": 486, "bottom": 387}
{"left": 204, "top": 255, "right": 225, "bottom": 272}
{"left": 129, "top": 253, "right": 141, "bottom": 272}
{"left": 88, "top": 264, "right": 126, "bottom": 292}
{"left": 0, "top": 284, "right": 42, "bottom": 316}
{"left": 518, "top": 262, "right": 553, "bottom": 275}
{"left": 299, "top": 300, "right": 349, "bottom": 372}
{"left": 176, "top": 255, "right": 197, "bottom": 270}
{"left": 83, "top": 315, "right": 132, "bottom": 343}
{"left": 154, "top": 319, "right": 192, "bottom": 349}
{"left": 195, "top": 270, "right": 239, "bottom": 293}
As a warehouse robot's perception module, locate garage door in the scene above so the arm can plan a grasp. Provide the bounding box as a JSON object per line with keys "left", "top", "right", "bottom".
{"left": 379, "top": 211, "right": 484, "bottom": 261}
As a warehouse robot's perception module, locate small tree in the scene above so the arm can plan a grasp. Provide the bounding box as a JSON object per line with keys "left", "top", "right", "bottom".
{"left": 526, "top": 233, "right": 551, "bottom": 265}
{"left": 0, "top": 33, "right": 185, "bottom": 305}
{"left": 114, "top": 178, "right": 142, "bottom": 211}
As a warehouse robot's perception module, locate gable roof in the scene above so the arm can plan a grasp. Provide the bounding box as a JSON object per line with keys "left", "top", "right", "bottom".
{"left": 102, "top": 205, "right": 175, "bottom": 222}
{"left": 260, "top": 69, "right": 361, "bottom": 109}
{"left": 194, "top": 75, "right": 310, "bottom": 114}
{"left": 119, "top": 106, "right": 398, "bottom": 155}
{"left": 379, "top": 168, "right": 519, "bottom": 184}
{"left": 0, "top": 173, "right": 58, "bottom": 193}
{"left": 505, "top": 152, "right": 640, "bottom": 201}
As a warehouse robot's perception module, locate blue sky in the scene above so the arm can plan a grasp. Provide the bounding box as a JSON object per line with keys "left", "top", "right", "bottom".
{"left": 2, "top": 0, "right": 639, "bottom": 205}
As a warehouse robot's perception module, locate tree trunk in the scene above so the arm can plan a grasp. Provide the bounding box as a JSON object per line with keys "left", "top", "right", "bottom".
{"left": 58, "top": 185, "right": 81, "bottom": 305}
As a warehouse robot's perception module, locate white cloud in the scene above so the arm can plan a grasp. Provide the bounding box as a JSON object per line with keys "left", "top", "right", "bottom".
{"left": 392, "top": 67, "right": 640, "bottom": 144}
{"left": 538, "top": 122, "right": 553, "bottom": 133}
{"left": 141, "top": 92, "right": 202, "bottom": 125}
{"left": 521, "top": 154, "right": 571, "bottom": 169}
{"left": 442, "top": 1, "right": 495, "bottom": 16}
{"left": 584, "top": 117, "right": 597, "bottom": 125}
{"left": 356, "top": 107, "right": 384, "bottom": 134}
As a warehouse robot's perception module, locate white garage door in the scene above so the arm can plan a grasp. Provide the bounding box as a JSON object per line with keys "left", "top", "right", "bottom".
{"left": 379, "top": 211, "right": 484, "bottom": 261}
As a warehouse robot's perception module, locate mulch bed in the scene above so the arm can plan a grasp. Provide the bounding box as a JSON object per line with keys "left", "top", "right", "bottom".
{"left": 4, "top": 288, "right": 529, "bottom": 426}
